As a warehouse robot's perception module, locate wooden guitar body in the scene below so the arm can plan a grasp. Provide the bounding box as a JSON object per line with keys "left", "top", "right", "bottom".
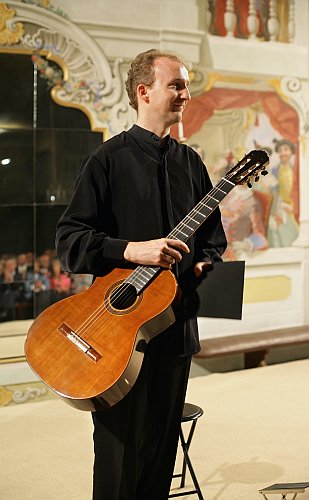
{"left": 25, "top": 268, "right": 178, "bottom": 411}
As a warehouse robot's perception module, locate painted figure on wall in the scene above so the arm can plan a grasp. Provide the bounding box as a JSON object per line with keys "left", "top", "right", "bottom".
{"left": 267, "top": 138, "right": 299, "bottom": 247}
{"left": 175, "top": 86, "right": 300, "bottom": 258}
{"left": 209, "top": 151, "right": 269, "bottom": 260}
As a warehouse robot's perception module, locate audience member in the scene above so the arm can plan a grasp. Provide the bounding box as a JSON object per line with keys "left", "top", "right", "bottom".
{"left": 0, "top": 251, "right": 91, "bottom": 321}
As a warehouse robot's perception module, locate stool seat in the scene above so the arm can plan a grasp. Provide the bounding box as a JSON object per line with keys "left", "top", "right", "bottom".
{"left": 182, "top": 403, "right": 204, "bottom": 422}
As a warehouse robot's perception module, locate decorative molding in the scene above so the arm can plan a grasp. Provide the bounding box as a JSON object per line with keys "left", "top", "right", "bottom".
{"left": 0, "top": 356, "right": 26, "bottom": 364}
{"left": 0, "top": 386, "right": 13, "bottom": 406}
{"left": 12, "top": 385, "right": 47, "bottom": 403}
{"left": 188, "top": 68, "right": 209, "bottom": 95}
{"left": 247, "top": 0, "right": 259, "bottom": 39}
{"left": 224, "top": 0, "right": 236, "bottom": 38}
{"left": 288, "top": 0, "right": 295, "bottom": 43}
{"left": 0, "top": 2, "right": 24, "bottom": 45}
{"left": 0, "top": 382, "right": 54, "bottom": 406}
{"left": 268, "top": 76, "right": 309, "bottom": 136}
{"left": 204, "top": 72, "right": 257, "bottom": 93}
{"left": 21, "top": 0, "right": 69, "bottom": 19}
{"left": 2, "top": 1, "right": 131, "bottom": 135}
{"left": 268, "top": 0, "right": 280, "bottom": 41}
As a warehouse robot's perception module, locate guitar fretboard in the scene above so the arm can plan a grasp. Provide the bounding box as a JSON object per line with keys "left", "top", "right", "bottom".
{"left": 125, "top": 177, "right": 235, "bottom": 294}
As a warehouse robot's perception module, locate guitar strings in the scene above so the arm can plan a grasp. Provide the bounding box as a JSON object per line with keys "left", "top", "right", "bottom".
{"left": 75, "top": 179, "right": 232, "bottom": 337}
{"left": 75, "top": 179, "right": 231, "bottom": 337}
{"left": 75, "top": 179, "right": 233, "bottom": 337}
{"left": 76, "top": 156, "right": 264, "bottom": 332}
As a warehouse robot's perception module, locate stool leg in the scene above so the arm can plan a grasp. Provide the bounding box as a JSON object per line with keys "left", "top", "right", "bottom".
{"left": 180, "top": 420, "right": 197, "bottom": 487}
{"left": 179, "top": 426, "right": 204, "bottom": 500}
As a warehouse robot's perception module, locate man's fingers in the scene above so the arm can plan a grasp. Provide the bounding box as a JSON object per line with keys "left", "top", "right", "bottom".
{"left": 161, "top": 252, "right": 176, "bottom": 265}
{"left": 123, "top": 238, "right": 190, "bottom": 267}
{"left": 166, "top": 238, "right": 190, "bottom": 254}
{"left": 158, "top": 238, "right": 190, "bottom": 265}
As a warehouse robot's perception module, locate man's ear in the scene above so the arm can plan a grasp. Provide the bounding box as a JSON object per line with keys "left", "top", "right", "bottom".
{"left": 136, "top": 84, "right": 149, "bottom": 104}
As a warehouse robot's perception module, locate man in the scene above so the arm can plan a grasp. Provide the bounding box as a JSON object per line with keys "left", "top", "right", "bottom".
{"left": 56, "top": 49, "right": 226, "bottom": 500}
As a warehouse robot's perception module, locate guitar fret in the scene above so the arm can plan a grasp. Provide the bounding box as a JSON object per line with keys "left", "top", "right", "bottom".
{"left": 127, "top": 266, "right": 160, "bottom": 291}
{"left": 143, "top": 269, "right": 155, "bottom": 278}
{"left": 176, "top": 229, "right": 189, "bottom": 238}
{"left": 194, "top": 210, "right": 206, "bottom": 218}
{"left": 135, "top": 275, "right": 148, "bottom": 286}
{"left": 199, "top": 204, "right": 212, "bottom": 211}
{"left": 182, "top": 222, "right": 195, "bottom": 231}
{"left": 188, "top": 216, "right": 201, "bottom": 225}
{"left": 223, "top": 177, "right": 236, "bottom": 186}
{"left": 215, "top": 187, "right": 227, "bottom": 194}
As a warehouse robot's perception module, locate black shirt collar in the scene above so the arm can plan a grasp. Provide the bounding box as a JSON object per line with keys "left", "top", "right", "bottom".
{"left": 128, "top": 124, "right": 170, "bottom": 158}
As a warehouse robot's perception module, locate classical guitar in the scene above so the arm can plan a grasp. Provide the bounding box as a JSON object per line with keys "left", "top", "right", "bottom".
{"left": 25, "top": 150, "right": 269, "bottom": 411}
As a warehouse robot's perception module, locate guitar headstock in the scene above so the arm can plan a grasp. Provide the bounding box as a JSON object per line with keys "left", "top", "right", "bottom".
{"left": 225, "top": 150, "right": 269, "bottom": 188}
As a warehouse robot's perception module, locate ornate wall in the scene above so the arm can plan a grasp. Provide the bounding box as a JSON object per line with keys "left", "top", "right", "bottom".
{"left": 1, "top": 0, "right": 309, "bottom": 402}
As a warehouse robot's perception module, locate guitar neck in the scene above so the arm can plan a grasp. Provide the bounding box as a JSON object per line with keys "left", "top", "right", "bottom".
{"left": 126, "top": 177, "right": 235, "bottom": 294}
{"left": 167, "top": 177, "right": 235, "bottom": 243}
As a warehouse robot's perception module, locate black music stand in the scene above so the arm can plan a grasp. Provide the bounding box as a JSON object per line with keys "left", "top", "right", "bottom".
{"left": 196, "top": 260, "right": 245, "bottom": 320}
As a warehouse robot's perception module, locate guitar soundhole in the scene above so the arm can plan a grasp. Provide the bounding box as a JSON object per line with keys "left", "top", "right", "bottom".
{"left": 109, "top": 283, "right": 137, "bottom": 310}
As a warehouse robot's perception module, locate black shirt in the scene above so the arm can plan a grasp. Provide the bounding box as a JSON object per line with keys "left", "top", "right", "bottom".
{"left": 56, "top": 125, "right": 227, "bottom": 355}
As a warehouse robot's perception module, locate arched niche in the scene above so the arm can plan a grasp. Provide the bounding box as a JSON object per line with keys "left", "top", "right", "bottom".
{"left": 0, "top": 1, "right": 130, "bottom": 135}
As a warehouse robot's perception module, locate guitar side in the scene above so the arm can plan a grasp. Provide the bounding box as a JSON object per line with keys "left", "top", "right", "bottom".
{"left": 25, "top": 268, "right": 178, "bottom": 411}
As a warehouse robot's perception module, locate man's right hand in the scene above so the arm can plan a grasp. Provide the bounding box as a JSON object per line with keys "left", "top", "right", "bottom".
{"left": 123, "top": 238, "right": 190, "bottom": 268}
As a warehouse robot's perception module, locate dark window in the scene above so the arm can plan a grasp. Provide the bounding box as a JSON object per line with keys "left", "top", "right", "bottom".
{"left": 0, "top": 53, "right": 102, "bottom": 321}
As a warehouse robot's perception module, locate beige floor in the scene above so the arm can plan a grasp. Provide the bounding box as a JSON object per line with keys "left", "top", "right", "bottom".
{"left": 1, "top": 359, "right": 309, "bottom": 500}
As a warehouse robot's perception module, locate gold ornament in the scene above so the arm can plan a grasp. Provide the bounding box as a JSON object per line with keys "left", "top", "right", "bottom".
{"left": 0, "top": 3, "right": 24, "bottom": 46}
{"left": 0, "top": 386, "right": 13, "bottom": 406}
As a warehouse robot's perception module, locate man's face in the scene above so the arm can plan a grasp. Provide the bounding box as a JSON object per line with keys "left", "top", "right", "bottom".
{"left": 146, "top": 57, "right": 191, "bottom": 128}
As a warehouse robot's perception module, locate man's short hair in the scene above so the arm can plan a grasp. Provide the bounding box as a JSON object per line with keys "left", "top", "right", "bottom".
{"left": 125, "top": 49, "right": 184, "bottom": 111}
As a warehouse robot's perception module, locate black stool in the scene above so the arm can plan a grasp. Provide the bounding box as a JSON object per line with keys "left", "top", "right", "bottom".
{"left": 169, "top": 402, "right": 204, "bottom": 500}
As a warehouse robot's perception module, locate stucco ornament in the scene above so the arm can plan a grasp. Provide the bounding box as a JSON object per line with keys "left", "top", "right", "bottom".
{"left": 269, "top": 76, "right": 309, "bottom": 136}
{"left": 21, "top": 27, "right": 126, "bottom": 134}
{"left": 0, "top": 386, "right": 13, "bottom": 406}
{"left": 3, "top": 1, "right": 131, "bottom": 135}
{"left": 0, "top": 2, "right": 24, "bottom": 45}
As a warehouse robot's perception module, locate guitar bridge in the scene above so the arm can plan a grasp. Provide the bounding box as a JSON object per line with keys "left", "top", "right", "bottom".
{"left": 58, "top": 323, "right": 102, "bottom": 363}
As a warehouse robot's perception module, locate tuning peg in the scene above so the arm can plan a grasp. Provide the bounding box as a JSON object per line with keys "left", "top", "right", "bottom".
{"left": 255, "top": 175, "right": 260, "bottom": 182}
{"left": 247, "top": 181, "right": 252, "bottom": 188}
{"left": 261, "top": 170, "right": 268, "bottom": 176}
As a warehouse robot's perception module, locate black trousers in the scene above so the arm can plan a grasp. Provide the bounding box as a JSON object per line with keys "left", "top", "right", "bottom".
{"left": 92, "top": 352, "right": 192, "bottom": 500}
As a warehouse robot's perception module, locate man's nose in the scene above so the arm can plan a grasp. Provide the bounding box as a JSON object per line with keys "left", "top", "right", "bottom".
{"left": 181, "top": 87, "right": 191, "bottom": 101}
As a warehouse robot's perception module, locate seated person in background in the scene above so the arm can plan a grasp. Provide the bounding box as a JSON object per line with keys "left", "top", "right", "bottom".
{"left": 0, "top": 256, "right": 23, "bottom": 321}
{"left": 38, "top": 253, "right": 52, "bottom": 281}
{"left": 49, "top": 258, "right": 71, "bottom": 302}
{"left": 71, "top": 273, "right": 93, "bottom": 294}
{"left": 25, "top": 259, "right": 51, "bottom": 316}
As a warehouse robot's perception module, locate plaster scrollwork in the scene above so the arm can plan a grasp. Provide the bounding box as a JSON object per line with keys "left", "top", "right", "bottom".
{"left": 2, "top": 2, "right": 129, "bottom": 135}
{"left": 0, "top": 2, "right": 24, "bottom": 44}
{"left": 12, "top": 386, "right": 47, "bottom": 403}
{"left": 281, "top": 76, "right": 309, "bottom": 135}
{"left": 21, "top": 27, "right": 126, "bottom": 133}
{"left": 0, "top": 386, "right": 13, "bottom": 406}
{"left": 188, "top": 67, "right": 209, "bottom": 96}
{"left": 270, "top": 76, "right": 309, "bottom": 137}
